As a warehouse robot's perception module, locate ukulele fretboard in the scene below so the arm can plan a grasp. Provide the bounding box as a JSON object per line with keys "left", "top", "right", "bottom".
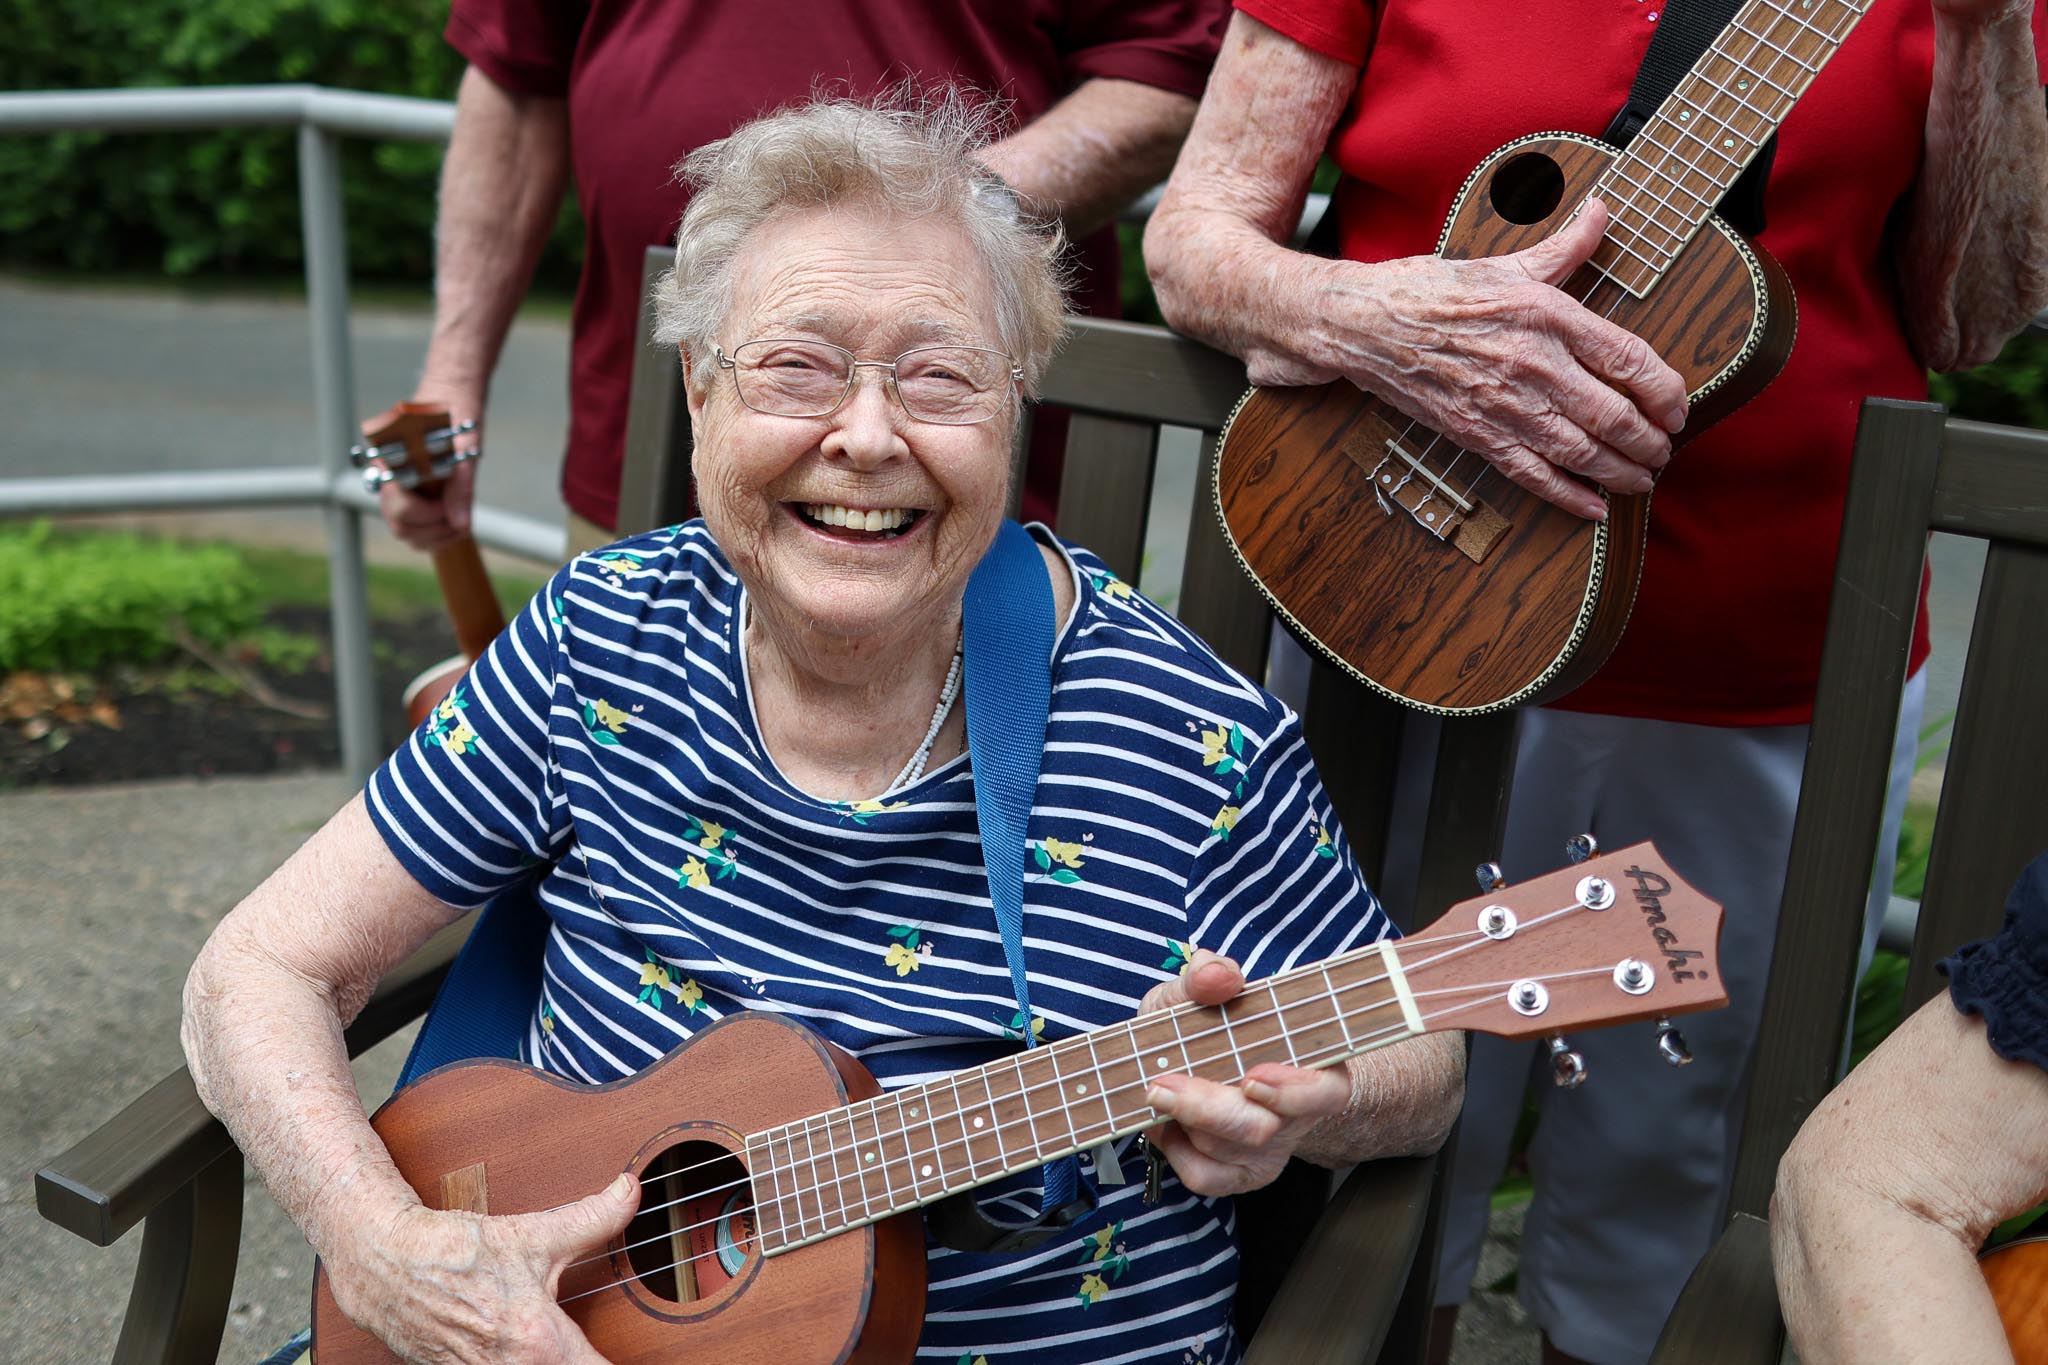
{"left": 742, "top": 939, "right": 1422, "bottom": 1252}
{"left": 1592, "top": 0, "right": 1871, "bottom": 294}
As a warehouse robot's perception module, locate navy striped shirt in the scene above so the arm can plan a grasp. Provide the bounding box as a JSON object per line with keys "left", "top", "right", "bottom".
{"left": 367, "top": 521, "right": 1393, "bottom": 1364}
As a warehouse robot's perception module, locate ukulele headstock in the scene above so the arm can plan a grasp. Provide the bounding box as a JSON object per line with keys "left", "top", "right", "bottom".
{"left": 1401, "top": 842, "right": 1725, "bottom": 1042}
{"left": 350, "top": 401, "right": 476, "bottom": 498}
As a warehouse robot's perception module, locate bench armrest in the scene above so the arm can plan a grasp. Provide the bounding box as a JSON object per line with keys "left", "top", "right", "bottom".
{"left": 1244, "top": 1153, "right": 1437, "bottom": 1365}
{"left": 35, "top": 915, "right": 471, "bottom": 1247}
{"left": 1649, "top": 1212, "right": 1784, "bottom": 1364}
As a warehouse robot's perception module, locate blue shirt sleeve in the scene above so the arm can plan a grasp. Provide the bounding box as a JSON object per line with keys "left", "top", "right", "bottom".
{"left": 1940, "top": 850, "right": 2048, "bottom": 1073}
{"left": 364, "top": 563, "right": 577, "bottom": 906}
{"left": 1182, "top": 710, "right": 1394, "bottom": 987}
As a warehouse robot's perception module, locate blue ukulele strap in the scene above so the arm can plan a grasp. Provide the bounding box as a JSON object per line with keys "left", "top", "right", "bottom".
{"left": 930, "top": 518, "right": 1093, "bottom": 1250}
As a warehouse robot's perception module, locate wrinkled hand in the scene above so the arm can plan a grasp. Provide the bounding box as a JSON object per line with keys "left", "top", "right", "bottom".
{"left": 1136, "top": 950, "right": 1351, "bottom": 1197}
{"left": 377, "top": 392, "right": 482, "bottom": 553}
{"left": 1256, "top": 199, "right": 1689, "bottom": 520}
{"left": 326, "top": 1172, "right": 639, "bottom": 1364}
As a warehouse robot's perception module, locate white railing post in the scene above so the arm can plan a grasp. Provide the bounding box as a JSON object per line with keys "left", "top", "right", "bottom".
{"left": 297, "top": 120, "right": 381, "bottom": 781}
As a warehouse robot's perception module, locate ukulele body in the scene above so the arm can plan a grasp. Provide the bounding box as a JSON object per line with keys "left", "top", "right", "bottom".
{"left": 1985, "top": 1234, "right": 2048, "bottom": 1362}
{"left": 311, "top": 1011, "right": 927, "bottom": 1364}
{"left": 1214, "top": 131, "right": 1796, "bottom": 714}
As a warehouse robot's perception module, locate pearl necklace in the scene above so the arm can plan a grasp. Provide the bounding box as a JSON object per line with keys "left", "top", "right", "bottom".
{"left": 888, "top": 640, "right": 963, "bottom": 792}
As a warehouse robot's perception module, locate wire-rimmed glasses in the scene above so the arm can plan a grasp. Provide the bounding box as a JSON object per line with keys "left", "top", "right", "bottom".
{"left": 714, "top": 339, "right": 1022, "bottom": 426}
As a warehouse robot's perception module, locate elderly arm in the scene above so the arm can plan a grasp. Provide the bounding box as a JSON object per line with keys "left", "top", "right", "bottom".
{"left": 182, "top": 794, "right": 635, "bottom": 1363}
{"left": 1771, "top": 995, "right": 2048, "bottom": 1364}
{"left": 382, "top": 64, "right": 572, "bottom": 551}
{"left": 1898, "top": 2, "right": 2048, "bottom": 371}
{"left": 1137, "top": 952, "right": 1463, "bottom": 1195}
{"left": 1144, "top": 13, "right": 1686, "bottom": 520}
{"left": 980, "top": 77, "right": 1197, "bottom": 238}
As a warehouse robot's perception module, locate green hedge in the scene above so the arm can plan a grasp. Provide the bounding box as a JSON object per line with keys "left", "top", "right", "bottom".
{"left": 0, "top": 0, "right": 580, "bottom": 284}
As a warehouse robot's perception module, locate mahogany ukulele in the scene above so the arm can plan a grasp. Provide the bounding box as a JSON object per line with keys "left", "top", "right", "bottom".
{"left": 311, "top": 842, "right": 1728, "bottom": 1362}
{"left": 350, "top": 402, "right": 506, "bottom": 728}
{"left": 1986, "top": 1233, "right": 2048, "bottom": 1361}
{"left": 1213, "top": 0, "right": 1876, "bottom": 714}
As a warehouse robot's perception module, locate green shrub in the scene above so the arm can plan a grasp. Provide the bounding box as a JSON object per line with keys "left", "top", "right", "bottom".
{"left": 1931, "top": 330, "right": 2048, "bottom": 430}
{"left": 0, "top": 521, "right": 261, "bottom": 670}
{"left": 0, "top": 0, "right": 581, "bottom": 285}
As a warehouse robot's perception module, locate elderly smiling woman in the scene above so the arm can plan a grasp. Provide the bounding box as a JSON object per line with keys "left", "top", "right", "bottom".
{"left": 181, "top": 98, "right": 1463, "bottom": 1365}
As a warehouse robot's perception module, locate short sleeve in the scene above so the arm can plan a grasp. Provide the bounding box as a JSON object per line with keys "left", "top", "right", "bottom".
{"left": 1060, "top": 0, "right": 1232, "bottom": 99}
{"left": 1183, "top": 712, "right": 1393, "bottom": 988}
{"left": 444, "top": 0, "right": 589, "bottom": 98}
{"left": 364, "top": 565, "right": 576, "bottom": 908}
{"left": 1232, "top": 0, "right": 1375, "bottom": 68}
{"left": 1940, "top": 851, "right": 2048, "bottom": 1073}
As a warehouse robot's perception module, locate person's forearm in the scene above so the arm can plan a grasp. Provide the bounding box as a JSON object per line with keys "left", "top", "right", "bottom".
{"left": 1296, "top": 1030, "right": 1465, "bottom": 1165}
{"left": 1144, "top": 12, "right": 1362, "bottom": 383}
{"left": 419, "top": 65, "right": 572, "bottom": 402}
{"left": 182, "top": 797, "right": 457, "bottom": 1262}
{"left": 980, "top": 77, "right": 1196, "bottom": 238}
{"left": 1901, "top": 7, "right": 2048, "bottom": 371}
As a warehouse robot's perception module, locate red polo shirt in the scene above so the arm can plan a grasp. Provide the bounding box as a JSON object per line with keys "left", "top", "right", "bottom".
{"left": 1235, "top": 0, "right": 2047, "bottom": 725}
{"left": 448, "top": 0, "right": 1228, "bottom": 532}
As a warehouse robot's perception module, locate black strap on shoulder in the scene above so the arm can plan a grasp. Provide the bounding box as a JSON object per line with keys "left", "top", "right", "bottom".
{"left": 1604, "top": 0, "right": 1776, "bottom": 235}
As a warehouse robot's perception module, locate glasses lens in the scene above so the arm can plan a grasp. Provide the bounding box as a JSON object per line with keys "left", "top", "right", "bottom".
{"left": 893, "top": 347, "right": 1010, "bottom": 424}
{"left": 730, "top": 341, "right": 852, "bottom": 417}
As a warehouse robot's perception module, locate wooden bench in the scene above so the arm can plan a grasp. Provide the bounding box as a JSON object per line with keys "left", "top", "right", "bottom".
{"left": 1650, "top": 399, "right": 2048, "bottom": 1361}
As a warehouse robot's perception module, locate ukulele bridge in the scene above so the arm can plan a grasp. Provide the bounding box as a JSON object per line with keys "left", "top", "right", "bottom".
{"left": 1353, "top": 435, "right": 1511, "bottom": 565}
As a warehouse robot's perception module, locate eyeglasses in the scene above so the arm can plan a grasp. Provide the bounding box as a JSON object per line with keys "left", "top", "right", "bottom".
{"left": 714, "top": 339, "right": 1022, "bottom": 426}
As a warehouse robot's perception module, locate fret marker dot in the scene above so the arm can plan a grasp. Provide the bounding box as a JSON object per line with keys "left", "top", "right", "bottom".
{"left": 1723, "top": 138, "right": 1735, "bottom": 149}
{"left": 864, "top": 1151, "right": 876, "bottom": 1163}
{"left": 973, "top": 1117, "right": 985, "bottom": 1129}
{"left": 908, "top": 1106, "right": 920, "bottom": 1118}
{"left": 1737, "top": 79, "right": 1750, "bottom": 90}
{"left": 920, "top": 1164, "right": 933, "bottom": 1177}
{"left": 1156, "top": 1057, "right": 1169, "bottom": 1069}
{"left": 1075, "top": 1084, "right": 1088, "bottom": 1096}
{"left": 1678, "top": 111, "right": 1690, "bottom": 121}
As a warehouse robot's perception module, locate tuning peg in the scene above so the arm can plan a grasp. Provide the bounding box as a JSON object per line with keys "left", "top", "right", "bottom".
{"left": 1548, "top": 1036, "right": 1588, "bottom": 1089}
{"left": 1565, "top": 833, "right": 1599, "bottom": 864}
{"left": 1475, "top": 861, "right": 1505, "bottom": 893}
{"left": 1655, "top": 1017, "right": 1693, "bottom": 1067}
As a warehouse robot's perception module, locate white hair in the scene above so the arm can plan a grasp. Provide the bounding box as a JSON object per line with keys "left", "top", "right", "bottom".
{"left": 650, "top": 92, "right": 1070, "bottom": 394}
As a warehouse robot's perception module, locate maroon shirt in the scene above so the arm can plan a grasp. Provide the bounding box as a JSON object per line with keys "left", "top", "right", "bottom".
{"left": 448, "top": 0, "right": 1227, "bottom": 530}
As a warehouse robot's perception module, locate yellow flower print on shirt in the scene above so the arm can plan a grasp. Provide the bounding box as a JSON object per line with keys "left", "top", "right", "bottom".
{"left": 1194, "top": 718, "right": 1250, "bottom": 799}
{"left": 882, "top": 924, "right": 932, "bottom": 976}
{"left": 676, "top": 815, "right": 740, "bottom": 888}
{"left": 1210, "top": 805, "right": 1240, "bottom": 841}
{"left": 581, "top": 696, "right": 630, "bottom": 748}
{"left": 837, "top": 798, "right": 910, "bottom": 826}
{"left": 1089, "top": 569, "right": 1134, "bottom": 602}
{"left": 1073, "top": 1218, "right": 1130, "bottom": 1308}
{"left": 635, "top": 950, "right": 703, "bottom": 1014}
{"left": 424, "top": 685, "right": 476, "bottom": 756}
{"left": 1031, "top": 833, "right": 1091, "bottom": 885}
{"left": 1313, "top": 822, "right": 1337, "bottom": 859}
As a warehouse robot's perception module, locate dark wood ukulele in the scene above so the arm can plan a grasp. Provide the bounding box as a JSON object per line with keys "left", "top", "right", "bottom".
{"left": 311, "top": 843, "right": 1727, "bottom": 1362}
{"left": 351, "top": 403, "right": 506, "bottom": 728}
{"left": 1213, "top": 0, "right": 1878, "bottom": 714}
{"left": 1986, "top": 1233, "right": 2048, "bottom": 1361}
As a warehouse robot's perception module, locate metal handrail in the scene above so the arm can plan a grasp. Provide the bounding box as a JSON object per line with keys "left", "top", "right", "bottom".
{"left": 0, "top": 84, "right": 569, "bottom": 779}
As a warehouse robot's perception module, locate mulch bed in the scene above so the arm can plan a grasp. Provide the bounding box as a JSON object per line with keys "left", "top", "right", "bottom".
{"left": 0, "top": 606, "right": 456, "bottom": 787}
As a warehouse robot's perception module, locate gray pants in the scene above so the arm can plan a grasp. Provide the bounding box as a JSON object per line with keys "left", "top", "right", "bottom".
{"left": 1432, "top": 668, "right": 1925, "bottom": 1364}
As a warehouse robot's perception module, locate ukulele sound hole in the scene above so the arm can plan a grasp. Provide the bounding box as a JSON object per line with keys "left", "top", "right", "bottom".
{"left": 1488, "top": 152, "right": 1566, "bottom": 225}
{"left": 624, "top": 1139, "right": 756, "bottom": 1306}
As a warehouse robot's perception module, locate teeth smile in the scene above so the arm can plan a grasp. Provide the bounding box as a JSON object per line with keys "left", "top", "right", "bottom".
{"left": 801, "top": 504, "right": 919, "bottom": 532}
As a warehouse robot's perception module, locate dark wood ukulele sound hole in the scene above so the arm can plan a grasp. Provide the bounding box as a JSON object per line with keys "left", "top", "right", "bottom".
{"left": 1488, "top": 151, "right": 1566, "bottom": 224}
{"left": 624, "top": 1138, "right": 757, "bottom": 1306}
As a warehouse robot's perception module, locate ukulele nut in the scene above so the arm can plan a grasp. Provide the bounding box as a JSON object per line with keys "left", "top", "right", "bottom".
{"left": 1509, "top": 979, "right": 1550, "bottom": 1017}
{"left": 1614, "top": 958, "right": 1654, "bottom": 995}
{"left": 1479, "top": 905, "right": 1518, "bottom": 940}
{"left": 1577, "top": 875, "right": 1616, "bottom": 911}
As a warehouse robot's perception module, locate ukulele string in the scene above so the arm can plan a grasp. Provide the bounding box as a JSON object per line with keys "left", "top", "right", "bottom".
{"left": 558, "top": 956, "right": 1617, "bottom": 1308}
{"left": 560, "top": 898, "right": 1599, "bottom": 1277}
